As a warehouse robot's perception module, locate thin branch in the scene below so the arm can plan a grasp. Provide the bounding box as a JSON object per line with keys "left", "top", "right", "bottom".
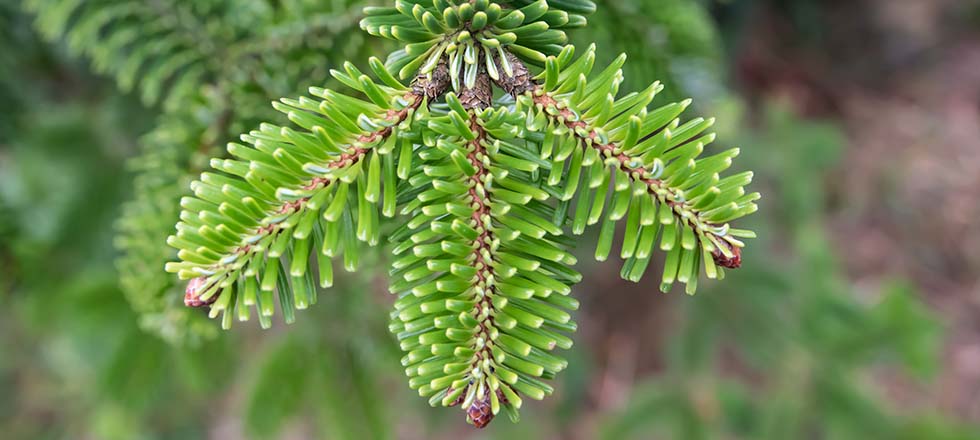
{"left": 531, "top": 92, "right": 741, "bottom": 267}
{"left": 493, "top": 52, "right": 741, "bottom": 268}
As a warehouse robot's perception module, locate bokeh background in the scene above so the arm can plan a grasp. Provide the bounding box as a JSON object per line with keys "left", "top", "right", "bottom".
{"left": 3, "top": 0, "right": 980, "bottom": 438}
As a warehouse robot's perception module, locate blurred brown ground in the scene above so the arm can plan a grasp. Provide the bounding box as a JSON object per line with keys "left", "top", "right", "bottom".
{"left": 733, "top": 0, "right": 980, "bottom": 423}
{"left": 574, "top": 0, "right": 980, "bottom": 431}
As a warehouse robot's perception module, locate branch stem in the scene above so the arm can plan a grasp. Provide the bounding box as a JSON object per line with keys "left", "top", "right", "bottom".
{"left": 454, "top": 113, "right": 504, "bottom": 428}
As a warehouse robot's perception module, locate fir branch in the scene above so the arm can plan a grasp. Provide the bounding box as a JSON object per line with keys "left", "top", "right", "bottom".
{"left": 391, "top": 86, "right": 580, "bottom": 426}
{"left": 24, "top": 0, "right": 228, "bottom": 108}
{"left": 156, "top": 0, "right": 756, "bottom": 428}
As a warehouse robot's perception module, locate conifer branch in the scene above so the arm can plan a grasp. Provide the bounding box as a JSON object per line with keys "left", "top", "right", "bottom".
{"left": 458, "top": 73, "right": 499, "bottom": 421}
{"left": 495, "top": 50, "right": 742, "bottom": 252}
{"left": 155, "top": 0, "right": 757, "bottom": 427}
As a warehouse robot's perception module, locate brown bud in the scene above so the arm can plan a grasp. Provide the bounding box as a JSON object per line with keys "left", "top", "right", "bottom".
{"left": 459, "top": 56, "right": 493, "bottom": 110}
{"left": 183, "top": 276, "right": 217, "bottom": 307}
{"left": 412, "top": 60, "right": 450, "bottom": 100}
{"left": 711, "top": 240, "right": 742, "bottom": 269}
{"left": 467, "top": 393, "right": 494, "bottom": 429}
{"left": 492, "top": 50, "right": 535, "bottom": 97}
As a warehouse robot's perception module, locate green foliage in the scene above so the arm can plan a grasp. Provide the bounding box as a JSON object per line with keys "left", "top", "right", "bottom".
{"left": 0, "top": 53, "right": 222, "bottom": 438}
{"left": 522, "top": 44, "right": 757, "bottom": 291}
{"left": 162, "top": 0, "right": 757, "bottom": 427}
{"left": 244, "top": 327, "right": 396, "bottom": 439}
{"left": 22, "top": 0, "right": 374, "bottom": 110}
{"left": 25, "top": 0, "right": 236, "bottom": 109}
{"left": 17, "top": 0, "right": 383, "bottom": 343}
{"left": 115, "top": 104, "right": 225, "bottom": 343}
{"left": 0, "top": 49, "right": 399, "bottom": 437}
{"left": 165, "top": 61, "right": 418, "bottom": 325}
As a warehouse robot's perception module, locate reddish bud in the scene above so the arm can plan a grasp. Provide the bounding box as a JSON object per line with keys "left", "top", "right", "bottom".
{"left": 183, "top": 276, "right": 216, "bottom": 307}
{"left": 711, "top": 240, "right": 742, "bottom": 269}
{"left": 467, "top": 393, "right": 494, "bottom": 429}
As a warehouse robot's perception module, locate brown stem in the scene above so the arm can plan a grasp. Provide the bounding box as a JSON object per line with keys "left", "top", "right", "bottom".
{"left": 458, "top": 114, "right": 501, "bottom": 428}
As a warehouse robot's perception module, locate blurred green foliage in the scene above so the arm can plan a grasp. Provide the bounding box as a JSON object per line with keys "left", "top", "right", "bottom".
{"left": 2, "top": 0, "right": 976, "bottom": 439}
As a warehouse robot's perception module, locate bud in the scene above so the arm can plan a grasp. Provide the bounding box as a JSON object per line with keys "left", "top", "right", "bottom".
{"left": 711, "top": 240, "right": 742, "bottom": 269}
{"left": 412, "top": 60, "right": 451, "bottom": 99}
{"left": 466, "top": 392, "right": 493, "bottom": 429}
{"left": 492, "top": 50, "right": 533, "bottom": 96}
{"left": 459, "top": 57, "right": 493, "bottom": 110}
{"left": 183, "top": 276, "right": 217, "bottom": 307}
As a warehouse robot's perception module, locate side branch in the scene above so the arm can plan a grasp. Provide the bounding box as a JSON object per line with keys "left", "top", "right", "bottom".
{"left": 530, "top": 92, "right": 741, "bottom": 268}
{"left": 491, "top": 51, "right": 741, "bottom": 268}
{"left": 244, "top": 95, "right": 420, "bottom": 253}
{"left": 181, "top": 92, "right": 424, "bottom": 306}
